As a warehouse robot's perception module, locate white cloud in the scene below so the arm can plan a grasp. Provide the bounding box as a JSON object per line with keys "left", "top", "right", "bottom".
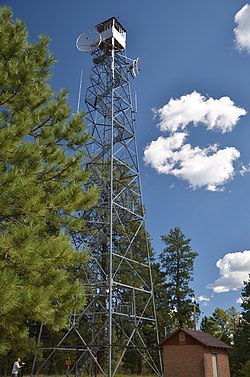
{"left": 234, "top": 4, "right": 250, "bottom": 53}
{"left": 207, "top": 250, "right": 250, "bottom": 293}
{"left": 197, "top": 295, "right": 210, "bottom": 306}
{"left": 198, "top": 295, "right": 210, "bottom": 302}
{"left": 143, "top": 133, "right": 187, "bottom": 174}
{"left": 236, "top": 297, "right": 243, "bottom": 304}
{"left": 154, "top": 91, "right": 246, "bottom": 133}
{"left": 143, "top": 133, "right": 240, "bottom": 191}
{"left": 240, "top": 163, "right": 250, "bottom": 175}
{"left": 145, "top": 91, "right": 246, "bottom": 190}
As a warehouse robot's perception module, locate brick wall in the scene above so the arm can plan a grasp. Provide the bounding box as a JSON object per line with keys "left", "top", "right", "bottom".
{"left": 204, "top": 349, "right": 231, "bottom": 377}
{"left": 163, "top": 346, "right": 231, "bottom": 377}
{"left": 203, "top": 350, "right": 212, "bottom": 377}
{"left": 163, "top": 345, "right": 205, "bottom": 377}
{"left": 217, "top": 350, "right": 231, "bottom": 377}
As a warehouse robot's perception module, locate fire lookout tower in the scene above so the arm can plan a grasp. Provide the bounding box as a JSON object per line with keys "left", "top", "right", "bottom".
{"left": 33, "top": 17, "right": 163, "bottom": 377}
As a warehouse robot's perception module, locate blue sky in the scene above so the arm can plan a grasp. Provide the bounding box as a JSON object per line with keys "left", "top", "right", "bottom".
{"left": 4, "top": 0, "right": 250, "bottom": 321}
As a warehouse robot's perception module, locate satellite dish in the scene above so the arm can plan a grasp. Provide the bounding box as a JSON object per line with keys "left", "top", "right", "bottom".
{"left": 76, "top": 30, "right": 101, "bottom": 53}
{"left": 129, "top": 58, "right": 140, "bottom": 78}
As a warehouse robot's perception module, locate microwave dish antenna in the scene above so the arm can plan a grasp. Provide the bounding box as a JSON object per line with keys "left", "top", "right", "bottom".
{"left": 76, "top": 30, "right": 101, "bottom": 52}
{"left": 129, "top": 57, "right": 140, "bottom": 78}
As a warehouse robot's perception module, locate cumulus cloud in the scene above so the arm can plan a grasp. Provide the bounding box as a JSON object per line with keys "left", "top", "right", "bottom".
{"left": 197, "top": 295, "right": 210, "bottom": 306}
{"left": 207, "top": 250, "right": 250, "bottom": 293}
{"left": 154, "top": 91, "right": 246, "bottom": 133}
{"left": 145, "top": 91, "right": 246, "bottom": 190}
{"left": 143, "top": 132, "right": 187, "bottom": 174}
{"left": 197, "top": 295, "right": 210, "bottom": 302}
{"left": 234, "top": 4, "right": 250, "bottom": 53}
{"left": 143, "top": 133, "right": 240, "bottom": 191}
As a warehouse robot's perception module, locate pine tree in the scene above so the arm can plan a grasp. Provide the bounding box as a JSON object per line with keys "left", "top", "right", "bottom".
{"left": 200, "top": 307, "right": 239, "bottom": 344}
{"left": 230, "top": 276, "right": 250, "bottom": 377}
{"left": 0, "top": 7, "right": 99, "bottom": 354}
{"left": 159, "top": 227, "right": 198, "bottom": 329}
{"left": 151, "top": 261, "right": 174, "bottom": 337}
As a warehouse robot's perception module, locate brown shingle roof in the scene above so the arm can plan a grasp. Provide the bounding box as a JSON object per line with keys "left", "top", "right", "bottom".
{"left": 159, "top": 328, "right": 232, "bottom": 349}
{"left": 184, "top": 329, "right": 232, "bottom": 349}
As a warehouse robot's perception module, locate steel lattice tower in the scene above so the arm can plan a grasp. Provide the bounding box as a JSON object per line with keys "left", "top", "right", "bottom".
{"left": 32, "top": 17, "right": 162, "bottom": 377}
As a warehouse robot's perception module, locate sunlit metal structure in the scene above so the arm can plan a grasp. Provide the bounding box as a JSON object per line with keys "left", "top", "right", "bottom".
{"left": 32, "top": 17, "right": 162, "bottom": 377}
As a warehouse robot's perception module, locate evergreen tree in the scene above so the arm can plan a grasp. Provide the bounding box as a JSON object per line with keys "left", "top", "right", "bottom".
{"left": 241, "top": 275, "right": 250, "bottom": 322}
{"left": 0, "top": 7, "right": 99, "bottom": 355}
{"left": 151, "top": 261, "right": 174, "bottom": 337}
{"left": 200, "top": 307, "right": 239, "bottom": 345}
{"left": 200, "top": 316, "right": 219, "bottom": 335}
{"left": 159, "top": 227, "right": 198, "bottom": 329}
{"left": 230, "top": 276, "right": 250, "bottom": 377}
{"left": 241, "top": 360, "right": 250, "bottom": 377}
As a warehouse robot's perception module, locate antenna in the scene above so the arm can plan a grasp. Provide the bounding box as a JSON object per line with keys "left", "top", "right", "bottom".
{"left": 129, "top": 57, "right": 140, "bottom": 78}
{"left": 135, "top": 91, "right": 138, "bottom": 113}
{"left": 76, "top": 70, "right": 83, "bottom": 114}
{"left": 76, "top": 30, "right": 101, "bottom": 52}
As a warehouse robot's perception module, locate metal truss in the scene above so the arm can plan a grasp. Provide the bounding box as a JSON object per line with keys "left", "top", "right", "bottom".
{"left": 32, "top": 42, "right": 162, "bottom": 377}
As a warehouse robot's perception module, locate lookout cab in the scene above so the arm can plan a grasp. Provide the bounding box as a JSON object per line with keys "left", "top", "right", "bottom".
{"left": 96, "top": 17, "right": 126, "bottom": 51}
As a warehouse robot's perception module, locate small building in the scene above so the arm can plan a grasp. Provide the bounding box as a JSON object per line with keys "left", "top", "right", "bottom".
{"left": 159, "top": 328, "right": 231, "bottom": 377}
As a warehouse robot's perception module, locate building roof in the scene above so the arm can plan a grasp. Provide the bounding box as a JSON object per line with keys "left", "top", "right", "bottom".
{"left": 159, "top": 328, "right": 232, "bottom": 350}
{"left": 95, "top": 17, "right": 126, "bottom": 33}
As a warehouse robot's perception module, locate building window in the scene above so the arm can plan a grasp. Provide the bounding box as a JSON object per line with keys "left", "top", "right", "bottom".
{"left": 211, "top": 353, "right": 219, "bottom": 377}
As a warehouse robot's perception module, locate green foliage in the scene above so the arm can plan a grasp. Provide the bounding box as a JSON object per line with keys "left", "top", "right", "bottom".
{"left": 241, "top": 360, "right": 250, "bottom": 377}
{"left": 159, "top": 227, "right": 199, "bottom": 329}
{"left": 230, "top": 276, "right": 250, "bottom": 377}
{"left": 0, "top": 6, "right": 99, "bottom": 354}
{"left": 242, "top": 275, "right": 250, "bottom": 320}
{"left": 150, "top": 261, "right": 174, "bottom": 337}
{"left": 200, "top": 307, "right": 239, "bottom": 345}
